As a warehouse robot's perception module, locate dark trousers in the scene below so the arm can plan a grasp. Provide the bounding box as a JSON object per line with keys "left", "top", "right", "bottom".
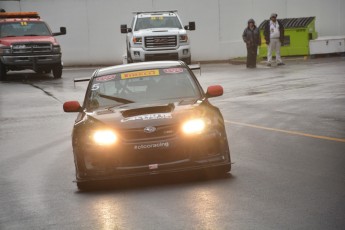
{"left": 246, "top": 45, "right": 258, "bottom": 68}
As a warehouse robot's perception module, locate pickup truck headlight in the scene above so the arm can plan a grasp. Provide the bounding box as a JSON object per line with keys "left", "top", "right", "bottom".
{"left": 179, "top": 35, "right": 188, "bottom": 42}
{"left": 0, "top": 46, "right": 11, "bottom": 54}
{"left": 52, "top": 45, "right": 61, "bottom": 53}
{"left": 133, "top": 37, "right": 142, "bottom": 44}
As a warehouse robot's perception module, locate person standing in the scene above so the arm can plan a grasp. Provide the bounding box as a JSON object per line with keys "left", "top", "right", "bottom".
{"left": 264, "top": 13, "right": 285, "bottom": 66}
{"left": 242, "top": 19, "right": 261, "bottom": 68}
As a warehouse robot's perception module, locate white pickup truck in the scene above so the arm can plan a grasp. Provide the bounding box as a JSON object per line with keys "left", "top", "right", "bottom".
{"left": 121, "top": 10, "right": 195, "bottom": 64}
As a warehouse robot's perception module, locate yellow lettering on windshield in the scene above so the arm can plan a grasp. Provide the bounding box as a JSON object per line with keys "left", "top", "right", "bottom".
{"left": 150, "top": 16, "right": 164, "bottom": 20}
{"left": 121, "top": 70, "right": 160, "bottom": 79}
{"left": 20, "top": 22, "right": 28, "bottom": 26}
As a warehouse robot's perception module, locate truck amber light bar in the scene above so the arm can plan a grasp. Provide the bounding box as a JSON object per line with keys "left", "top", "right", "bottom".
{"left": 133, "top": 10, "right": 177, "bottom": 15}
{"left": 0, "top": 12, "right": 40, "bottom": 19}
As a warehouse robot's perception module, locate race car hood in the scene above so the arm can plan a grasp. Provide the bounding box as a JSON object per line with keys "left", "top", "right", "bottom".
{"left": 0, "top": 36, "right": 58, "bottom": 46}
{"left": 85, "top": 99, "right": 207, "bottom": 130}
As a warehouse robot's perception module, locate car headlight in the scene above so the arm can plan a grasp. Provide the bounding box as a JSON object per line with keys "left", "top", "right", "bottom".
{"left": 179, "top": 35, "right": 188, "bottom": 42}
{"left": 133, "top": 37, "right": 142, "bottom": 44}
{"left": 182, "top": 119, "right": 205, "bottom": 135}
{"left": 93, "top": 130, "right": 117, "bottom": 146}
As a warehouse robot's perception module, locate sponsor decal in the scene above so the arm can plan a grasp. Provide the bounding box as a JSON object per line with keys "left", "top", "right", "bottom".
{"left": 95, "top": 74, "right": 116, "bottom": 82}
{"left": 121, "top": 113, "right": 172, "bottom": 122}
{"left": 134, "top": 142, "right": 169, "bottom": 150}
{"left": 121, "top": 70, "right": 159, "bottom": 80}
{"left": 163, "top": 68, "right": 184, "bottom": 74}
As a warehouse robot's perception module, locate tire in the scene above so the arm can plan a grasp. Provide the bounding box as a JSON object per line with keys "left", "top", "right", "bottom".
{"left": 52, "top": 64, "right": 62, "bottom": 79}
{"left": 183, "top": 56, "right": 192, "bottom": 65}
{"left": 0, "top": 62, "right": 7, "bottom": 81}
{"left": 127, "top": 49, "right": 133, "bottom": 63}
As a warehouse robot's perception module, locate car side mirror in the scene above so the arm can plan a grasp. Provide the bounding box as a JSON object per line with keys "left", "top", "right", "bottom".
{"left": 63, "top": 101, "right": 82, "bottom": 112}
{"left": 53, "top": 27, "right": 67, "bottom": 36}
{"left": 206, "top": 85, "right": 223, "bottom": 98}
{"left": 121, "top": 24, "right": 131, "bottom": 33}
{"left": 184, "top": 21, "right": 195, "bottom": 31}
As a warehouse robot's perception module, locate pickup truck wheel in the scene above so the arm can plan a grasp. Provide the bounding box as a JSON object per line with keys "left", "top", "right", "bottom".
{"left": 127, "top": 50, "right": 133, "bottom": 63}
{"left": 183, "top": 57, "right": 192, "bottom": 65}
{"left": 0, "top": 62, "right": 7, "bottom": 81}
{"left": 52, "top": 64, "right": 62, "bottom": 79}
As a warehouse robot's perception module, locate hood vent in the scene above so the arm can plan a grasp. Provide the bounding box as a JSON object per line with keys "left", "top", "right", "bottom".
{"left": 121, "top": 104, "right": 174, "bottom": 118}
{"left": 153, "top": 30, "right": 168, "bottom": 32}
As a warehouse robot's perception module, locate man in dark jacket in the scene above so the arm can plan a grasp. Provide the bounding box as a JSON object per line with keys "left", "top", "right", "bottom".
{"left": 242, "top": 19, "right": 261, "bottom": 68}
{"left": 264, "top": 13, "right": 285, "bottom": 66}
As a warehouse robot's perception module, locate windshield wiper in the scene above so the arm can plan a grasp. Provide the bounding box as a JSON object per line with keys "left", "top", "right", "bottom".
{"left": 24, "top": 34, "right": 39, "bottom": 36}
{"left": 99, "top": 93, "right": 134, "bottom": 104}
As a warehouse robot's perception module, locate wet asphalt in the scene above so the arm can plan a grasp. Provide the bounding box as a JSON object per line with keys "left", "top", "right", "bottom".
{"left": 0, "top": 57, "right": 344, "bottom": 230}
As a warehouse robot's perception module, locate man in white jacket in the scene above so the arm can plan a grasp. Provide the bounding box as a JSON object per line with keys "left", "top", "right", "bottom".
{"left": 264, "top": 13, "right": 285, "bottom": 66}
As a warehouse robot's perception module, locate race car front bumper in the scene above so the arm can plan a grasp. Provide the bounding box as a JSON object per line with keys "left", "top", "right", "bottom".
{"left": 73, "top": 129, "right": 231, "bottom": 183}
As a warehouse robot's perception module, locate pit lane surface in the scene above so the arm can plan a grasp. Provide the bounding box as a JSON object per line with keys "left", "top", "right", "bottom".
{"left": 1, "top": 57, "right": 345, "bottom": 230}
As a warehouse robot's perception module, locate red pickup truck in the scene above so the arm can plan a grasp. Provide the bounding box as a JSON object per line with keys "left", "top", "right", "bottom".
{"left": 0, "top": 11, "right": 66, "bottom": 80}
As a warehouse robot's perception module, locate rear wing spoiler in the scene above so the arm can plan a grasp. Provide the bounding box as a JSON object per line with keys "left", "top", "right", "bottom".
{"left": 73, "top": 78, "right": 90, "bottom": 88}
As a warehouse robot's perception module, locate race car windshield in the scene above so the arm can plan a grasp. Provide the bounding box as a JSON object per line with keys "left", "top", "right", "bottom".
{"left": 87, "top": 67, "right": 201, "bottom": 110}
{"left": 0, "top": 22, "right": 51, "bottom": 37}
{"left": 134, "top": 16, "right": 182, "bottom": 31}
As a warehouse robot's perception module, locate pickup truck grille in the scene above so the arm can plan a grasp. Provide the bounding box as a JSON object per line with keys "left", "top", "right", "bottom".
{"left": 145, "top": 36, "right": 177, "bottom": 48}
{"left": 11, "top": 42, "right": 52, "bottom": 54}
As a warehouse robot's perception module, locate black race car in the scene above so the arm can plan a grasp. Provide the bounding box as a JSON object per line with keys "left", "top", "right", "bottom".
{"left": 63, "top": 61, "right": 231, "bottom": 189}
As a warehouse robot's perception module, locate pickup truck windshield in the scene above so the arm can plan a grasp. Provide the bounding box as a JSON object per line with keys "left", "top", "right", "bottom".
{"left": 0, "top": 21, "right": 51, "bottom": 37}
{"left": 134, "top": 16, "right": 182, "bottom": 31}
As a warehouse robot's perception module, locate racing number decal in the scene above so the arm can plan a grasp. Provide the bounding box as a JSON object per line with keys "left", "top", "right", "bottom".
{"left": 91, "top": 83, "right": 100, "bottom": 91}
{"left": 121, "top": 70, "right": 159, "bottom": 79}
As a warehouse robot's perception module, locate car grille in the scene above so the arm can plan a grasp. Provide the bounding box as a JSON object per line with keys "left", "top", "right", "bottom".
{"left": 11, "top": 42, "right": 52, "bottom": 54}
{"left": 121, "top": 124, "right": 178, "bottom": 142}
{"left": 144, "top": 35, "right": 177, "bottom": 48}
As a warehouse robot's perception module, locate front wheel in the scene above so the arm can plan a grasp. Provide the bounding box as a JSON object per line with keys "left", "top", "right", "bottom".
{"left": 127, "top": 50, "right": 133, "bottom": 63}
{"left": 0, "top": 62, "right": 7, "bottom": 81}
{"left": 182, "top": 56, "right": 192, "bottom": 65}
{"left": 52, "top": 64, "right": 63, "bottom": 79}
